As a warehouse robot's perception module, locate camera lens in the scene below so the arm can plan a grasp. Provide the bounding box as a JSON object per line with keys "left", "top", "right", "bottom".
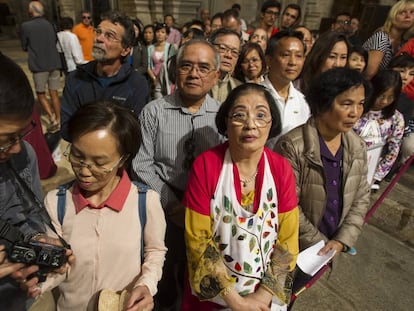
{"left": 24, "top": 249, "right": 36, "bottom": 262}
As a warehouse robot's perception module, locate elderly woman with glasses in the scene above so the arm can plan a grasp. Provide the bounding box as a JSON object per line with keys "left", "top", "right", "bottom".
{"left": 30, "top": 101, "right": 167, "bottom": 311}
{"left": 182, "top": 83, "right": 299, "bottom": 311}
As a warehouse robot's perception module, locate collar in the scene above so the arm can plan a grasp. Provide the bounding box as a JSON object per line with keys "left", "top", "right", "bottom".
{"left": 72, "top": 169, "right": 131, "bottom": 213}
{"left": 78, "top": 61, "right": 132, "bottom": 82}
{"left": 262, "top": 76, "right": 295, "bottom": 101}
{"left": 162, "top": 92, "right": 220, "bottom": 114}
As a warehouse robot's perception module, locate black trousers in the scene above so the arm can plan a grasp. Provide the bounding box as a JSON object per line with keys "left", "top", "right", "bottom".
{"left": 154, "top": 219, "right": 187, "bottom": 311}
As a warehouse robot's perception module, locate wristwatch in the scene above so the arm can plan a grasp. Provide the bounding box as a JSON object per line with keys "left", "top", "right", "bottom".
{"left": 341, "top": 243, "right": 350, "bottom": 253}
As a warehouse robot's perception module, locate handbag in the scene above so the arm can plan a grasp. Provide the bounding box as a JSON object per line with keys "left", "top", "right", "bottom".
{"left": 57, "top": 37, "right": 68, "bottom": 75}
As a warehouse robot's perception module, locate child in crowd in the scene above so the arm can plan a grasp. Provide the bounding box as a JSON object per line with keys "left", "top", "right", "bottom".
{"left": 347, "top": 45, "right": 368, "bottom": 73}
{"left": 353, "top": 70, "right": 405, "bottom": 190}
{"left": 388, "top": 53, "right": 414, "bottom": 174}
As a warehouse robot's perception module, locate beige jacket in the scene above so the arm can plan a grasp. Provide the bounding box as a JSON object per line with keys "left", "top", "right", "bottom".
{"left": 275, "top": 118, "right": 370, "bottom": 251}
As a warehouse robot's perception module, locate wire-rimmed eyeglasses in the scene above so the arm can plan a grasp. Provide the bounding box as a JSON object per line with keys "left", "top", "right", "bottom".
{"left": 0, "top": 120, "right": 36, "bottom": 153}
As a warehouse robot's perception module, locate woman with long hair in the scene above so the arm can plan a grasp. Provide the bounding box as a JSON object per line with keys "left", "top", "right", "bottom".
{"left": 363, "top": 0, "right": 414, "bottom": 80}
{"left": 299, "top": 31, "right": 349, "bottom": 93}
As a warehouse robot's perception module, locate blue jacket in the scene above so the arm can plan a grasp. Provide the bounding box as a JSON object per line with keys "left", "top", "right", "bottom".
{"left": 61, "top": 61, "right": 149, "bottom": 140}
{"left": 0, "top": 142, "right": 46, "bottom": 311}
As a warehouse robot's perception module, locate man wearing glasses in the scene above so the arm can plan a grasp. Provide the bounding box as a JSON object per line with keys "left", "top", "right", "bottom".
{"left": 0, "top": 53, "right": 59, "bottom": 310}
{"left": 60, "top": 11, "right": 148, "bottom": 141}
{"left": 210, "top": 28, "right": 242, "bottom": 103}
{"left": 73, "top": 10, "right": 94, "bottom": 61}
{"left": 133, "top": 39, "right": 224, "bottom": 310}
{"left": 259, "top": 0, "right": 281, "bottom": 39}
{"left": 331, "top": 12, "right": 352, "bottom": 34}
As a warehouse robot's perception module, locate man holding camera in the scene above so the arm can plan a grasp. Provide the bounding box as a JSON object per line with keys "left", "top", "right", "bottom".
{"left": 0, "top": 52, "right": 72, "bottom": 310}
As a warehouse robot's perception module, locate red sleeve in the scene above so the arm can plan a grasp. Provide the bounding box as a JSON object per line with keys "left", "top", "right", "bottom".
{"left": 266, "top": 148, "right": 298, "bottom": 213}
{"left": 183, "top": 144, "right": 226, "bottom": 216}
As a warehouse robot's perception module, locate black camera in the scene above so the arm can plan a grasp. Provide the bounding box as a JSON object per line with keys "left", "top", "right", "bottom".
{"left": 1, "top": 219, "right": 68, "bottom": 282}
{"left": 9, "top": 240, "right": 67, "bottom": 269}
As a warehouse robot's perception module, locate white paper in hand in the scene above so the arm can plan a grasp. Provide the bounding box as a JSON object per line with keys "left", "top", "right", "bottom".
{"left": 296, "top": 240, "right": 336, "bottom": 276}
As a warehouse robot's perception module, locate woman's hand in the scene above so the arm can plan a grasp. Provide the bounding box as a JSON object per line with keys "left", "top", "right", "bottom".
{"left": 317, "top": 240, "right": 343, "bottom": 258}
{"left": 125, "top": 285, "right": 154, "bottom": 311}
{"left": 0, "top": 245, "right": 26, "bottom": 278}
{"left": 224, "top": 288, "right": 271, "bottom": 311}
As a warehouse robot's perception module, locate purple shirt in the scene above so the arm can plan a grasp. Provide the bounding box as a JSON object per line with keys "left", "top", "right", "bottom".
{"left": 318, "top": 135, "right": 343, "bottom": 239}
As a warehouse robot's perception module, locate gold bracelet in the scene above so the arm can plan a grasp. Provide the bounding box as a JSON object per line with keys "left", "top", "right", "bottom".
{"left": 219, "top": 286, "right": 233, "bottom": 298}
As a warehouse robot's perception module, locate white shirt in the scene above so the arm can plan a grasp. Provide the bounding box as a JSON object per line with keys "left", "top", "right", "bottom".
{"left": 261, "top": 76, "right": 311, "bottom": 147}
{"left": 57, "top": 31, "right": 86, "bottom": 72}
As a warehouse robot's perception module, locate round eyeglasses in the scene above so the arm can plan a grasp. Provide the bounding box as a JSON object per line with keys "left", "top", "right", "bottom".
{"left": 64, "top": 144, "right": 125, "bottom": 177}
{"left": 228, "top": 112, "right": 272, "bottom": 128}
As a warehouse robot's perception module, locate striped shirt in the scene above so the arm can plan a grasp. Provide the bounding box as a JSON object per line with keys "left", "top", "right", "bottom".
{"left": 132, "top": 92, "right": 224, "bottom": 208}
{"left": 363, "top": 31, "right": 395, "bottom": 70}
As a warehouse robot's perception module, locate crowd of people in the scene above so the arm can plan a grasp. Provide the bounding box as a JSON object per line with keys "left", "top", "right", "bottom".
{"left": 1, "top": 0, "right": 414, "bottom": 310}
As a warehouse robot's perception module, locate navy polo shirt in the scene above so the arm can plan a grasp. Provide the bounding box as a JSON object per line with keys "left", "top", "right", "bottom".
{"left": 318, "top": 135, "right": 343, "bottom": 239}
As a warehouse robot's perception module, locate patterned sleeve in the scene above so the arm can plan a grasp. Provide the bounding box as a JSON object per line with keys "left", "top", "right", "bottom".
{"left": 184, "top": 152, "right": 234, "bottom": 300}
{"left": 261, "top": 151, "right": 299, "bottom": 304}
{"left": 363, "top": 31, "right": 389, "bottom": 53}
{"left": 373, "top": 111, "right": 405, "bottom": 181}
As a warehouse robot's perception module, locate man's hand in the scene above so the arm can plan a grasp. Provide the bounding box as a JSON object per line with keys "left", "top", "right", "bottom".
{"left": 125, "top": 285, "right": 154, "bottom": 311}
{"left": 0, "top": 245, "right": 26, "bottom": 278}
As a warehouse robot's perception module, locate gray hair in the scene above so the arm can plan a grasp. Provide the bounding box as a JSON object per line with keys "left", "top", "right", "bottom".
{"left": 176, "top": 39, "right": 220, "bottom": 71}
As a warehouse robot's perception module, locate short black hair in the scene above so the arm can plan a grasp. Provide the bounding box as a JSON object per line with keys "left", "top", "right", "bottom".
{"left": 283, "top": 3, "right": 302, "bottom": 21}
{"left": 0, "top": 52, "right": 34, "bottom": 119}
{"left": 368, "top": 70, "right": 402, "bottom": 119}
{"left": 261, "top": 0, "right": 281, "bottom": 13}
{"left": 348, "top": 45, "right": 368, "bottom": 65}
{"left": 216, "top": 83, "right": 282, "bottom": 139}
{"left": 232, "top": 3, "right": 241, "bottom": 11}
{"left": 101, "top": 11, "right": 134, "bottom": 48}
{"left": 209, "top": 27, "right": 241, "bottom": 42}
{"left": 266, "top": 29, "right": 305, "bottom": 56}
{"left": 334, "top": 11, "right": 351, "bottom": 21}
{"left": 59, "top": 17, "right": 74, "bottom": 31}
{"left": 68, "top": 101, "right": 141, "bottom": 170}
{"left": 388, "top": 52, "right": 414, "bottom": 69}
{"left": 306, "top": 67, "right": 371, "bottom": 118}
{"left": 154, "top": 22, "right": 170, "bottom": 35}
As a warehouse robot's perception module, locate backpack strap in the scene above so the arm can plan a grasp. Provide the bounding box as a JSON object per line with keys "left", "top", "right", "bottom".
{"left": 132, "top": 181, "right": 150, "bottom": 262}
{"left": 56, "top": 180, "right": 75, "bottom": 225}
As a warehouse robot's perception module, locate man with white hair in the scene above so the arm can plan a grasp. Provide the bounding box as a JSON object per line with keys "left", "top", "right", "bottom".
{"left": 21, "top": 1, "right": 62, "bottom": 132}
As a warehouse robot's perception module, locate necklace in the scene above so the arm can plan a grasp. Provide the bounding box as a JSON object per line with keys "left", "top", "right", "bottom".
{"left": 240, "top": 170, "right": 258, "bottom": 187}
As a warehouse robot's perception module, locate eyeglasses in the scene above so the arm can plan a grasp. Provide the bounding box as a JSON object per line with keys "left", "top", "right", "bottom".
{"left": 336, "top": 20, "right": 350, "bottom": 25}
{"left": 177, "top": 62, "right": 216, "bottom": 77}
{"left": 213, "top": 43, "right": 240, "bottom": 58}
{"left": 82, "top": 16, "right": 91, "bottom": 20}
{"left": 228, "top": 111, "right": 272, "bottom": 128}
{"left": 94, "top": 28, "right": 121, "bottom": 42}
{"left": 265, "top": 10, "right": 280, "bottom": 17}
{"left": 0, "top": 120, "right": 36, "bottom": 153}
{"left": 183, "top": 117, "right": 196, "bottom": 170}
{"left": 64, "top": 144, "right": 125, "bottom": 177}
{"left": 241, "top": 57, "right": 261, "bottom": 65}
